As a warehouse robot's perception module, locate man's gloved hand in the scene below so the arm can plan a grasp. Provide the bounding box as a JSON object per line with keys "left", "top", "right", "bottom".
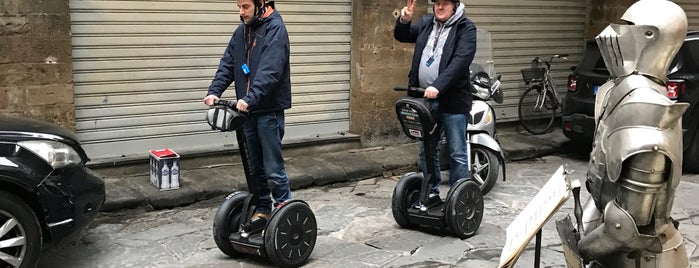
{"left": 424, "top": 86, "right": 439, "bottom": 99}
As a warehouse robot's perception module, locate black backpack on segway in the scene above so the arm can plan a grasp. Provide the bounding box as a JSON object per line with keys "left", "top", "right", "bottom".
{"left": 391, "top": 87, "right": 484, "bottom": 239}
{"left": 206, "top": 100, "right": 317, "bottom": 267}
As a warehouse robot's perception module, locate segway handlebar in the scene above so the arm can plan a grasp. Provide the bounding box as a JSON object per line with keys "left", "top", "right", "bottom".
{"left": 394, "top": 86, "right": 426, "bottom": 94}
{"left": 214, "top": 99, "right": 238, "bottom": 109}
{"left": 394, "top": 87, "right": 427, "bottom": 99}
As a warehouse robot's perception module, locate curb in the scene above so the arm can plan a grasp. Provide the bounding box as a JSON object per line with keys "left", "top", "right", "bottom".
{"left": 98, "top": 130, "right": 570, "bottom": 212}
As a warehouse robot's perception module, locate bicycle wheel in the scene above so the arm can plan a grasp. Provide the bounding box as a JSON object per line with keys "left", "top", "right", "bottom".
{"left": 518, "top": 85, "right": 557, "bottom": 135}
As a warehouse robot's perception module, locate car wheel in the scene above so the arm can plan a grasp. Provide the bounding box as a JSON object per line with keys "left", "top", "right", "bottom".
{"left": 0, "top": 191, "right": 42, "bottom": 268}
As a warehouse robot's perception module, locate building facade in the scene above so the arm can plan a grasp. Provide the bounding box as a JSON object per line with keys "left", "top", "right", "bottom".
{"left": 1, "top": 0, "right": 697, "bottom": 162}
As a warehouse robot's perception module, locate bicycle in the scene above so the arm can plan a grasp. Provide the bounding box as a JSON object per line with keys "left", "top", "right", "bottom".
{"left": 517, "top": 54, "right": 568, "bottom": 135}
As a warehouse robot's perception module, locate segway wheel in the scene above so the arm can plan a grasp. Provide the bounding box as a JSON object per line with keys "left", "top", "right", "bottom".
{"left": 445, "top": 180, "right": 483, "bottom": 239}
{"left": 391, "top": 173, "right": 423, "bottom": 228}
{"left": 213, "top": 192, "right": 248, "bottom": 257}
{"left": 264, "top": 201, "right": 317, "bottom": 268}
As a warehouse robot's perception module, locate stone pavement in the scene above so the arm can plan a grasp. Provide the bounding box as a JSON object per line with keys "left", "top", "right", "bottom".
{"left": 44, "top": 154, "right": 699, "bottom": 267}
{"left": 94, "top": 125, "right": 571, "bottom": 212}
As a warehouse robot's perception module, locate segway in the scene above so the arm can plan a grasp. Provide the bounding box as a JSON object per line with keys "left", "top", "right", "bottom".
{"left": 391, "top": 87, "right": 484, "bottom": 239}
{"left": 207, "top": 100, "right": 317, "bottom": 267}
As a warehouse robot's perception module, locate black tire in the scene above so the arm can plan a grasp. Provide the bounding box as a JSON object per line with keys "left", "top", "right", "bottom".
{"left": 0, "top": 191, "right": 42, "bottom": 268}
{"left": 470, "top": 145, "right": 500, "bottom": 195}
{"left": 518, "top": 85, "right": 557, "bottom": 135}
{"left": 212, "top": 192, "right": 248, "bottom": 258}
{"left": 445, "top": 180, "right": 483, "bottom": 239}
{"left": 264, "top": 201, "right": 317, "bottom": 268}
{"left": 391, "top": 173, "right": 423, "bottom": 228}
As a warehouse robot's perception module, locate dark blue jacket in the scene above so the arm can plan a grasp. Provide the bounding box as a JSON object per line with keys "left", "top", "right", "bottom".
{"left": 207, "top": 3, "right": 291, "bottom": 113}
{"left": 394, "top": 13, "right": 477, "bottom": 114}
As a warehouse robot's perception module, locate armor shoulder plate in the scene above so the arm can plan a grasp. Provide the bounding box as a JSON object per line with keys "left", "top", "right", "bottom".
{"left": 600, "top": 76, "right": 688, "bottom": 182}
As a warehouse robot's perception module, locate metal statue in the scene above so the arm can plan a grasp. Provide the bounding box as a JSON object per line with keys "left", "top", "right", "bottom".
{"left": 558, "top": 1, "right": 690, "bottom": 267}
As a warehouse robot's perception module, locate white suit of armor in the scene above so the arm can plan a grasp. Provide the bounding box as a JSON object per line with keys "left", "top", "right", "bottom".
{"left": 578, "top": 1, "right": 689, "bottom": 267}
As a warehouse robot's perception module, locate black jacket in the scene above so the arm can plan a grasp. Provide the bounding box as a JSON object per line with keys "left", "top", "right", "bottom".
{"left": 394, "top": 13, "right": 477, "bottom": 114}
{"left": 207, "top": 2, "right": 291, "bottom": 113}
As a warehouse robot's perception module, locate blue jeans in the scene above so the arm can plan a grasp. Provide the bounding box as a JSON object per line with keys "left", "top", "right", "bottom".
{"left": 419, "top": 100, "right": 470, "bottom": 193}
{"left": 242, "top": 110, "right": 291, "bottom": 214}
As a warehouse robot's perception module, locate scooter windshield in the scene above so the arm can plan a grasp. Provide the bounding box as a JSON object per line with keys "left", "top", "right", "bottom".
{"left": 473, "top": 28, "right": 495, "bottom": 79}
{"left": 470, "top": 28, "right": 503, "bottom": 103}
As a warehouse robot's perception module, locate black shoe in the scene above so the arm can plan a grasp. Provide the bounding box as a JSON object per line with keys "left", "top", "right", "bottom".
{"left": 425, "top": 193, "right": 442, "bottom": 207}
{"left": 411, "top": 192, "right": 442, "bottom": 208}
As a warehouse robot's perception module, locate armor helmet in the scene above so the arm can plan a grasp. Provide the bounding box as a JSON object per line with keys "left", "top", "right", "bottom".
{"left": 595, "top": 0, "right": 687, "bottom": 81}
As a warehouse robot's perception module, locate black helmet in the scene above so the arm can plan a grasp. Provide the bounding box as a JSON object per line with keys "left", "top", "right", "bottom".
{"left": 431, "top": 0, "right": 460, "bottom": 13}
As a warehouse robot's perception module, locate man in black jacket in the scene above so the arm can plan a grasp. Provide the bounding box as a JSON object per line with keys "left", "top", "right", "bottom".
{"left": 394, "top": 0, "right": 477, "bottom": 201}
{"left": 204, "top": 0, "right": 291, "bottom": 221}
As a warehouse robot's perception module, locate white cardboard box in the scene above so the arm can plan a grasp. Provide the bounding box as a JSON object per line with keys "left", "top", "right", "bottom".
{"left": 149, "top": 148, "right": 180, "bottom": 191}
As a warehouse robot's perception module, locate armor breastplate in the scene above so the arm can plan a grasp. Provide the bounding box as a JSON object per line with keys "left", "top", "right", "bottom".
{"left": 587, "top": 75, "right": 688, "bottom": 220}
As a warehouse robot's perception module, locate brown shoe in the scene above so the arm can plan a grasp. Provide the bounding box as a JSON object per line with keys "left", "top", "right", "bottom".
{"left": 251, "top": 212, "right": 269, "bottom": 221}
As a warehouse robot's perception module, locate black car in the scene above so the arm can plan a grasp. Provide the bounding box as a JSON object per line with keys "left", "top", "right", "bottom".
{"left": 562, "top": 32, "right": 699, "bottom": 172}
{"left": 0, "top": 115, "right": 105, "bottom": 267}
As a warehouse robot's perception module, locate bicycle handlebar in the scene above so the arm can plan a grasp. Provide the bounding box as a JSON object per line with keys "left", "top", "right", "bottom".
{"left": 532, "top": 54, "right": 569, "bottom": 68}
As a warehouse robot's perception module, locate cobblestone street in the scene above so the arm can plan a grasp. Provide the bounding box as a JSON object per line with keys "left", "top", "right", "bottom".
{"left": 39, "top": 154, "right": 699, "bottom": 267}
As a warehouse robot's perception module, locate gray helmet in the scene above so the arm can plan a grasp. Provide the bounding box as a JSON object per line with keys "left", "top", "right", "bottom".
{"left": 595, "top": 0, "right": 687, "bottom": 81}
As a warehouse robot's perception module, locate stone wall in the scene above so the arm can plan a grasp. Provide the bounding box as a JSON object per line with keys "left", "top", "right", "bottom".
{"left": 0, "top": 0, "right": 644, "bottom": 143}
{"left": 348, "top": 0, "right": 639, "bottom": 146}
{"left": 349, "top": 0, "right": 428, "bottom": 146}
{"left": 0, "top": 0, "right": 74, "bottom": 129}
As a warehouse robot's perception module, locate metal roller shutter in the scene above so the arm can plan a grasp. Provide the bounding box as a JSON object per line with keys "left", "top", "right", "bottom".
{"left": 465, "top": 0, "right": 698, "bottom": 123}
{"left": 466, "top": 0, "right": 587, "bottom": 122}
{"left": 430, "top": 0, "right": 586, "bottom": 122}
{"left": 69, "top": 0, "right": 351, "bottom": 163}
{"left": 676, "top": 1, "right": 699, "bottom": 30}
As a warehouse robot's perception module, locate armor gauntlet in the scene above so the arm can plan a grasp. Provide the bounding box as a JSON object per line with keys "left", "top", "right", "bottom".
{"left": 579, "top": 153, "right": 667, "bottom": 260}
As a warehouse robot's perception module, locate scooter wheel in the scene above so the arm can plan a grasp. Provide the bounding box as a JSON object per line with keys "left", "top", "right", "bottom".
{"left": 391, "top": 172, "right": 422, "bottom": 228}
{"left": 213, "top": 192, "right": 248, "bottom": 257}
{"left": 445, "top": 180, "right": 483, "bottom": 239}
{"left": 471, "top": 144, "right": 500, "bottom": 195}
{"left": 264, "top": 201, "right": 317, "bottom": 268}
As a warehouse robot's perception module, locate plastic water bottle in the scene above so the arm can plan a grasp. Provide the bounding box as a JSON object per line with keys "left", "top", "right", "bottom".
{"left": 170, "top": 162, "right": 180, "bottom": 188}
{"left": 150, "top": 157, "right": 155, "bottom": 185}
{"left": 161, "top": 163, "right": 170, "bottom": 189}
